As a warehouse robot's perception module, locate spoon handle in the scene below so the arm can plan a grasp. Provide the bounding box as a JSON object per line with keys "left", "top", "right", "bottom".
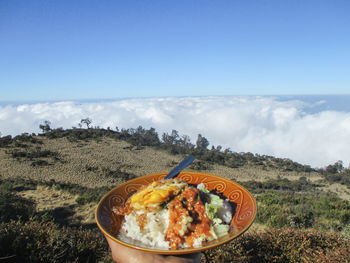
{"left": 164, "top": 155, "right": 195, "bottom": 179}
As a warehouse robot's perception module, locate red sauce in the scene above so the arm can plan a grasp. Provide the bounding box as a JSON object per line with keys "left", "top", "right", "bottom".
{"left": 165, "top": 187, "right": 212, "bottom": 249}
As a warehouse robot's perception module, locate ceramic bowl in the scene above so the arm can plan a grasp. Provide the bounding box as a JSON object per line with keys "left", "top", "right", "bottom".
{"left": 95, "top": 171, "right": 257, "bottom": 255}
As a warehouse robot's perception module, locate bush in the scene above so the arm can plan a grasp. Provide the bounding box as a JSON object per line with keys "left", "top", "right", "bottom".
{"left": 190, "top": 160, "right": 212, "bottom": 170}
{"left": 0, "top": 189, "right": 36, "bottom": 223}
{"left": 256, "top": 191, "right": 350, "bottom": 231}
{"left": 0, "top": 181, "right": 35, "bottom": 222}
{"left": 0, "top": 177, "right": 113, "bottom": 208}
{"left": 318, "top": 161, "right": 350, "bottom": 189}
{"left": 31, "top": 160, "right": 50, "bottom": 166}
{"left": 0, "top": 219, "right": 112, "bottom": 262}
{"left": 2, "top": 220, "right": 349, "bottom": 263}
{"left": 204, "top": 228, "right": 350, "bottom": 262}
{"left": 13, "top": 133, "right": 41, "bottom": 144}
{"left": 240, "top": 176, "right": 316, "bottom": 194}
{"left": 0, "top": 135, "right": 13, "bottom": 147}
{"left": 8, "top": 148, "right": 60, "bottom": 166}
{"left": 41, "top": 126, "right": 315, "bottom": 173}
{"left": 101, "top": 167, "right": 136, "bottom": 181}
{"left": 76, "top": 187, "right": 111, "bottom": 205}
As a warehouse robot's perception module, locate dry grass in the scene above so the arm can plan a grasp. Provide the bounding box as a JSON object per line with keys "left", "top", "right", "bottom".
{"left": 321, "top": 182, "right": 350, "bottom": 200}
{"left": 0, "top": 136, "right": 322, "bottom": 187}
{"left": 17, "top": 185, "right": 78, "bottom": 211}
{"left": 2, "top": 133, "right": 350, "bottom": 263}
{"left": 1, "top": 134, "right": 348, "bottom": 227}
{"left": 17, "top": 185, "right": 96, "bottom": 225}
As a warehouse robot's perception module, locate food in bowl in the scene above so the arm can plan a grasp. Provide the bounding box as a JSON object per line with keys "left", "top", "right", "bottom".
{"left": 113, "top": 178, "right": 235, "bottom": 250}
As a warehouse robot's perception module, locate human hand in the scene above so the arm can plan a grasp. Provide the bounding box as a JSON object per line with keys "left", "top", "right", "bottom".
{"left": 104, "top": 235, "right": 202, "bottom": 263}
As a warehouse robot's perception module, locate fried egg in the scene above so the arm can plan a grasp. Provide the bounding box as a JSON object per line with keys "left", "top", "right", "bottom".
{"left": 130, "top": 179, "right": 186, "bottom": 210}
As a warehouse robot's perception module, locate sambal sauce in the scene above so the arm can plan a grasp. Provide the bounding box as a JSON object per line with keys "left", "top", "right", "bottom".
{"left": 114, "top": 178, "right": 233, "bottom": 250}
{"left": 165, "top": 187, "right": 213, "bottom": 249}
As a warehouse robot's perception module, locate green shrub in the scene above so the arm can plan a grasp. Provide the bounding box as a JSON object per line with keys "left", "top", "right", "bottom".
{"left": 0, "top": 219, "right": 112, "bottom": 262}
{"left": 1, "top": 177, "right": 113, "bottom": 207}
{"left": 190, "top": 160, "right": 212, "bottom": 170}
{"left": 267, "top": 214, "right": 289, "bottom": 228}
{"left": 2, "top": 220, "right": 349, "bottom": 263}
{"left": 204, "top": 228, "right": 350, "bottom": 262}
{"left": 76, "top": 189, "right": 108, "bottom": 205}
{"left": 101, "top": 167, "right": 136, "bottom": 181}
{"left": 318, "top": 161, "right": 350, "bottom": 189}
{"left": 13, "top": 133, "right": 42, "bottom": 144}
{"left": 256, "top": 191, "right": 350, "bottom": 231}
{"left": 36, "top": 179, "right": 113, "bottom": 205}
{"left": 31, "top": 160, "right": 50, "bottom": 166}
{"left": 240, "top": 176, "right": 316, "bottom": 194}
{"left": 0, "top": 191, "right": 36, "bottom": 223}
{"left": 322, "top": 170, "right": 350, "bottom": 189}
{"left": 41, "top": 126, "right": 315, "bottom": 172}
{"left": 0, "top": 135, "right": 13, "bottom": 147}
{"left": 8, "top": 148, "right": 60, "bottom": 166}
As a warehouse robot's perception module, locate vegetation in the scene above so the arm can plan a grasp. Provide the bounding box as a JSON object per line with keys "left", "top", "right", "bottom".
{"left": 240, "top": 177, "right": 350, "bottom": 231}
{"left": 239, "top": 176, "right": 317, "bottom": 193}
{"left": 0, "top": 177, "right": 114, "bottom": 208}
{"left": 204, "top": 228, "right": 350, "bottom": 262}
{"left": 0, "top": 219, "right": 112, "bottom": 262}
{"left": 0, "top": 182, "right": 36, "bottom": 223}
{"left": 256, "top": 191, "right": 350, "bottom": 230}
{"left": 22, "top": 122, "right": 315, "bottom": 172}
{"left": 2, "top": 218, "right": 349, "bottom": 263}
{"left": 318, "top": 160, "right": 350, "bottom": 190}
{"left": 0, "top": 122, "right": 349, "bottom": 262}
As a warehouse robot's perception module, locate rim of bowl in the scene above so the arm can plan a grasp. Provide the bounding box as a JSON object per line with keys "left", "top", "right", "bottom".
{"left": 95, "top": 171, "right": 257, "bottom": 255}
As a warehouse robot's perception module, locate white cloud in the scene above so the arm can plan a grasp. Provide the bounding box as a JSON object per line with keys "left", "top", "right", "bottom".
{"left": 0, "top": 96, "right": 349, "bottom": 168}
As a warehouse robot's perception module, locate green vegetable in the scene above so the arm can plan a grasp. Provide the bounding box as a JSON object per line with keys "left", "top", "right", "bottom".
{"left": 199, "top": 184, "right": 230, "bottom": 237}
{"left": 213, "top": 224, "right": 230, "bottom": 237}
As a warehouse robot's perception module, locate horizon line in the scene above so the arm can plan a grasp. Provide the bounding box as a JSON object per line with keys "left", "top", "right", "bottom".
{"left": 1, "top": 93, "right": 350, "bottom": 105}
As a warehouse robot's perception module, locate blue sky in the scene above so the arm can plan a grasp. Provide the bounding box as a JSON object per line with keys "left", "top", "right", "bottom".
{"left": 1, "top": 0, "right": 349, "bottom": 101}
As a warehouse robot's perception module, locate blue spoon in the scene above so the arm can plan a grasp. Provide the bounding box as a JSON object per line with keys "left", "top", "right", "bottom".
{"left": 164, "top": 155, "right": 195, "bottom": 179}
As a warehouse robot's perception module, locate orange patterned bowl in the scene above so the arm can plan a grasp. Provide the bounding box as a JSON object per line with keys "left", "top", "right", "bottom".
{"left": 95, "top": 171, "right": 257, "bottom": 255}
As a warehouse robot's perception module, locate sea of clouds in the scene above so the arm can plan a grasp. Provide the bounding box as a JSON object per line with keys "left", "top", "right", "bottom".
{"left": 1, "top": 96, "right": 349, "bottom": 168}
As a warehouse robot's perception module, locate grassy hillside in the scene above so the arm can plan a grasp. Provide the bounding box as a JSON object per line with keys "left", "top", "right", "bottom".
{"left": 1, "top": 127, "right": 350, "bottom": 262}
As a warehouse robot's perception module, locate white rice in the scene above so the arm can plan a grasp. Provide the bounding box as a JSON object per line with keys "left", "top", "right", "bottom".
{"left": 117, "top": 183, "right": 233, "bottom": 249}
{"left": 118, "top": 208, "right": 206, "bottom": 249}
{"left": 118, "top": 209, "right": 171, "bottom": 249}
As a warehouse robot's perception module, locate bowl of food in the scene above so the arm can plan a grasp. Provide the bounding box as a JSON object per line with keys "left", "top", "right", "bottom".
{"left": 95, "top": 171, "right": 257, "bottom": 254}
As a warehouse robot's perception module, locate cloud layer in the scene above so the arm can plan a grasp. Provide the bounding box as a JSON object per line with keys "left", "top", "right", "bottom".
{"left": 1, "top": 96, "right": 349, "bottom": 168}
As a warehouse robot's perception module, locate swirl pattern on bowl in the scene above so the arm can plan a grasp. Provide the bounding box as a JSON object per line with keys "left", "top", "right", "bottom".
{"left": 95, "top": 171, "right": 257, "bottom": 254}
